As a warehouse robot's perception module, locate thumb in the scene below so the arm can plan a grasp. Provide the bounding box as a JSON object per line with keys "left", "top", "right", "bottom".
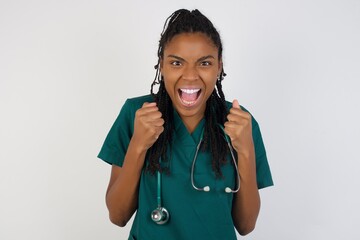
{"left": 232, "top": 99, "right": 240, "bottom": 109}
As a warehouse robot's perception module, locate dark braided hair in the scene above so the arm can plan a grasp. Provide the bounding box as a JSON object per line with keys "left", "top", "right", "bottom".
{"left": 147, "top": 9, "right": 229, "bottom": 178}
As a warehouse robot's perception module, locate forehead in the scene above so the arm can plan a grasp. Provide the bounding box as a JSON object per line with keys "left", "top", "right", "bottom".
{"left": 163, "top": 32, "right": 218, "bottom": 56}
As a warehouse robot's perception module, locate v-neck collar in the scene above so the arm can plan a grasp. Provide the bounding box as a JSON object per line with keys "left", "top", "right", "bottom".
{"left": 173, "top": 109, "right": 205, "bottom": 146}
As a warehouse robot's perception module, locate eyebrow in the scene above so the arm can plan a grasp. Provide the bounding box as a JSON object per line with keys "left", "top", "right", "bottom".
{"left": 166, "top": 54, "right": 215, "bottom": 62}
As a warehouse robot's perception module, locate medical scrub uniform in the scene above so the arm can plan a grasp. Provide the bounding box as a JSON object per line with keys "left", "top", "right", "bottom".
{"left": 98, "top": 94, "right": 273, "bottom": 240}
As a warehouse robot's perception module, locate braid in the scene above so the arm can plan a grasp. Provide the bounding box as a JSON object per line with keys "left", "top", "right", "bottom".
{"left": 148, "top": 9, "right": 229, "bottom": 176}
{"left": 202, "top": 78, "right": 228, "bottom": 178}
{"left": 147, "top": 80, "right": 173, "bottom": 174}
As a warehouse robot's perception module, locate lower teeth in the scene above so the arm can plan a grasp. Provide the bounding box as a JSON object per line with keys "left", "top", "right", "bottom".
{"left": 182, "top": 99, "right": 195, "bottom": 105}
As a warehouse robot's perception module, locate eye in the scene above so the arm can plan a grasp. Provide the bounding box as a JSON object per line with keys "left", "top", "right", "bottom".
{"left": 200, "top": 61, "right": 212, "bottom": 66}
{"left": 171, "top": 61, "right": 182, "bottom": 66}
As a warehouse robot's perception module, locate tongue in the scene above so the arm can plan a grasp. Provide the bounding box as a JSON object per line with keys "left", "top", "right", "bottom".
{"left": 181, "top": 92, "right": 198, "bottom": 102}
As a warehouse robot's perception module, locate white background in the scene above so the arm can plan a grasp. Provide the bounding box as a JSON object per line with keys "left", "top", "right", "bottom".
{"left": 1, "top": 0, "right": 359, "bottom": 239}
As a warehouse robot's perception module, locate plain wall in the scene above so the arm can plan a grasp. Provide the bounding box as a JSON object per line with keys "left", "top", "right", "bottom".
{"left": 1, "top": 0, "right": 359, "bottom": 239}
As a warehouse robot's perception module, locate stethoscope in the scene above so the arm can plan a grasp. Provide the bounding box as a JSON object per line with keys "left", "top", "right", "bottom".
{"left": 151, "top": 125, "right": 241, "bottom": 225}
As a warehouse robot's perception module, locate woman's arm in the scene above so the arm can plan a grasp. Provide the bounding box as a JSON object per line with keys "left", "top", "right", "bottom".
{"left": 105, "top": 102, "right": 164, "bottom": 227}
{"left": 224, "top": 100, "right": 261, "bottom": 235}
{"left": 105, "top": 139, "right": 147, "bottom": 227}
{"left": 231, "top": 147, "right": 260, "bottom": 235}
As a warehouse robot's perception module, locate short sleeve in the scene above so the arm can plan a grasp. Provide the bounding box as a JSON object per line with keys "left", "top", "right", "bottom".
{"left": 251, "top": 117, "right": 274, "bottom": 189}
{"left": 97, "top": 99, "right": 135, "bottom": 167}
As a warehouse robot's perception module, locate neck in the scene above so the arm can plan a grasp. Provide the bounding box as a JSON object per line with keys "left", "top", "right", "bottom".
{"left": 181, "top": 115, "right": 203, "bottom": 133}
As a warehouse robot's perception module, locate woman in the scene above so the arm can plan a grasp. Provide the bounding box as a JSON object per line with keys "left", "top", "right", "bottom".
{"left": 98, "top": 9, "right": 273, "bottom": 239}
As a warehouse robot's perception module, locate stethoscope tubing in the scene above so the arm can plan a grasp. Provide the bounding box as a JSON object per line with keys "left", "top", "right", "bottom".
{"left": 156, "top": 171, "right": 162, "bottom": 207}
{"left": 152, "top": 124, "right": 241, "bottom": 225}
{"left": 191, "top": 125, "right": 240, "bottom": 193}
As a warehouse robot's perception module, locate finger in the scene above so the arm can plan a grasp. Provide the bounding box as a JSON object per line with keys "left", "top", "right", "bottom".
{"left": 153, "top": 126, "right": 165, "bottom": 139}
{"left": 145, "top": 110, "right": 162, "bottom": 120}
{"left": 227, "top": 112, "right": 249, "bottom": 122}
{"left": 224, "top": 121, "right": 239, "bottom": 130}
{"left": 223, "top": 123, "right": 236, "bottom": 140}
{"left": 152, "top": 117, "right": 165, "bottom": 127}
{"left": 226, "top": 113, "right": 239, "bottom": 122}
{"left": 142, "top": 102, "right": 157, "bottom": 108}
{"left": 137, "top": 104, "right": 160, "bottom": 116}
{"left": 156, "top": 125, "right": 165, "bottom": 135}
{"left": 224, "top": 121, "right": 243, "bottom": 134}
{"left": 232, "top": 99, "right": 240, "bottom": 109}
{"left": 229, "top": 108, "right": 251, "bottom": 119}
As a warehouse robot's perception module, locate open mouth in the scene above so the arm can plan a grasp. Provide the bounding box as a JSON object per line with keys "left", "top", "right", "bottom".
{"left": 178, "top": 88, "right": 201, "bottom": 107}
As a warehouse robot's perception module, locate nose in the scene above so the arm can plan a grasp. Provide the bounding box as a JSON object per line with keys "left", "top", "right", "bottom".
{"left": 182, "top": 65, "right": 199, "bottom": 81}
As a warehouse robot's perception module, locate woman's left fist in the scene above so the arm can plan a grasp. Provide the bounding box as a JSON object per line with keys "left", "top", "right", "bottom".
{"left": 224, "top": 99, "right": 254, "bottom": 154}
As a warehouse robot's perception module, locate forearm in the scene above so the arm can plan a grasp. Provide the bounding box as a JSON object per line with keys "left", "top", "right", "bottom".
{"left": 232, "top": 150, "right": 260, "bottom": 236}
{"left": 106, "top": 139, "right": 147, "bottom": 226}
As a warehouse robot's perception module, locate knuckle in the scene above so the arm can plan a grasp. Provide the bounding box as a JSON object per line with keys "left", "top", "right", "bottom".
{"left": 136, "top": 109, "right": 146, "bottom": 118}
{"left": 159, "top": 126, "right": 165, "bottom": 133}
{"left": 155, "top": 112, "right": 161, "bottom": 119}
{"left": 230, "top": 108, "right": 239, "bottom": 114}
{"left": 135, "top": 109, "right": 141, "bottom": 117}
{"left": 151, "top": 127, "right": 157, "bottom": 133}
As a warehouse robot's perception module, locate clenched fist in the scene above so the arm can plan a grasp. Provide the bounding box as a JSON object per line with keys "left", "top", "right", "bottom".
{"left": 224, "top": 100, "right": 254, "bottom": 156}
{"left": 132, "top": 102, "right": 165, "bottom": 151}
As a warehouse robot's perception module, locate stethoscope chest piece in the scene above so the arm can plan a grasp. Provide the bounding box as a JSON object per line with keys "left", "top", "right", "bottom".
{"left": 151, "top": 207, "right": 169, "bottom": 225}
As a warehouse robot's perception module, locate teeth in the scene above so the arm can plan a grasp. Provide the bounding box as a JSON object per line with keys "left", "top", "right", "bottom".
{"left": 180, "top": 88, "right": 200, "bottom": 94}
{"left": 182, "top": 100, "right": 196, "bottom": 105}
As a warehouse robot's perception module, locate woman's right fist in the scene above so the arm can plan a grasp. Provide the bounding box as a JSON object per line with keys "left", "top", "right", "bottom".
{"left": 132, "top": 102, "right": 165, "bottom": 151}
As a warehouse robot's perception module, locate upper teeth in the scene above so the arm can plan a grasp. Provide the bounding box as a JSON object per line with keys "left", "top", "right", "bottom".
{"left": 180, "top": 89, "right": 200, "bottom": 94}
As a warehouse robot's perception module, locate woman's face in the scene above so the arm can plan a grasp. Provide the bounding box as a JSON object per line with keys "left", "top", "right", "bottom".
{"left": 161, "top": 32, "right": 222, "bottom": 128}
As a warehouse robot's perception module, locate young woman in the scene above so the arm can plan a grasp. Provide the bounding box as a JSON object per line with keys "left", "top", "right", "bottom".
{"left": 98, "top": 9, "right": 273, "bottom": 240}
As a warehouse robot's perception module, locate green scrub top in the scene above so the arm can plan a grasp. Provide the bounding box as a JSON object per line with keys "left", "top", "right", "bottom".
{"left": 98, "top": 95, "right": 273, "bottom": 240}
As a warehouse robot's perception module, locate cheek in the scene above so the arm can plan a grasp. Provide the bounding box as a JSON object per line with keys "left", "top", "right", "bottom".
{"left": 162, "top": 69, "right": 181, "bottom": 90}
{"left": 201, "top": 66, "right": 219, "bottom": 78}
{"left": 162, "top": 69, "right": 181, "bottom": 80}
{"left": 161, "top": 69, "right": 176, "bottom": 85}
{"left": 208, "top": 81, "right": 217, "bottom": 93}
{"left": 163, "top": 80, "right": 176, "bottom": 99}
{"left": 202, "top": 72, "right": 218, "bottom": 87}
{"left": 204, "top": 78, "right": 218, "bottom": 96}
